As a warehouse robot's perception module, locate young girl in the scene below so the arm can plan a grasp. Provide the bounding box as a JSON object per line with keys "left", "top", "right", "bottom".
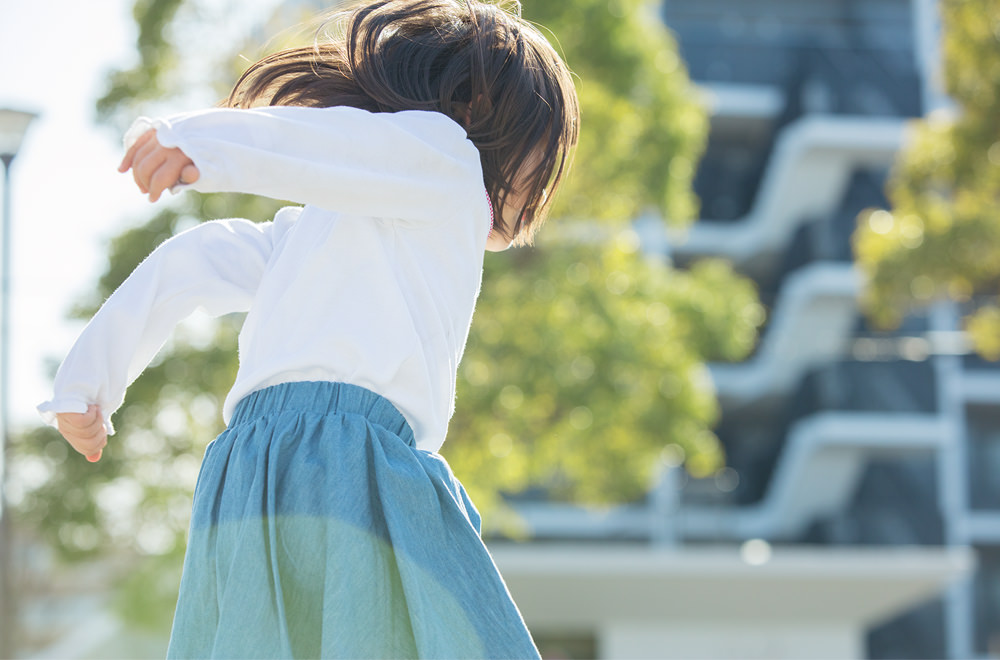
{"left": 38, "top": 0, "right": 578, "bottom": 657}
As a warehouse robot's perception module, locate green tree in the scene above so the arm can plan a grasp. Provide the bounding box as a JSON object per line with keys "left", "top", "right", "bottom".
{"left": 447, "top": 242, "right": 759, "bottom": 516}
{"left": 854, "top": 0, "right": 1000, "bottom": 358}
{"left": 13, "top": 0, "right": 761, "bottom": 634}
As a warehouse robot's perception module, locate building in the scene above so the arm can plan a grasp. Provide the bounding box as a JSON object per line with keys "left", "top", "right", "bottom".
{"left": 489, "top": 0, "right": 995, "bottom": 658}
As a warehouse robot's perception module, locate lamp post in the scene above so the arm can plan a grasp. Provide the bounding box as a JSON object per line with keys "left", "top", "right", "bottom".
{"left": 0, "top": 107, "right": 37, "bottom": 660}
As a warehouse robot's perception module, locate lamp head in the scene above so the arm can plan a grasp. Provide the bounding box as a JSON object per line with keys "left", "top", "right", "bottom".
{"left": 0, "top": 109, "right": 38, "bottom": 161}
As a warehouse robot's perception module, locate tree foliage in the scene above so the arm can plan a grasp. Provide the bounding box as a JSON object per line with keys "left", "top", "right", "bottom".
{"left": 97, "top": 0, "right": 186, "bottom": 126}
{"left": 854, "top": 0, "right": 1000, "bottom": 358}
{"left": 520, "top": 0, "right": 706, "bottom": 223}
{"left": 13, "top": 0, "right": 761, "bottom": 633}
{"left": 447, "top": 238, "right": 760, "bottom": 516}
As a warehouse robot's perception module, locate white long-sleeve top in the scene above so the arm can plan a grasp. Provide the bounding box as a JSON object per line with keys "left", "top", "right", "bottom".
{"left": 37, "top": 105, "right": 491, "bottom": 452}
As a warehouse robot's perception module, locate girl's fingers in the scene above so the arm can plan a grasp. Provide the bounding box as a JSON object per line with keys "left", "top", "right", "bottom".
{"left": 125, "top": 131, "right": 168, "bottom": 194}
{"left": 57, "top": 406, "right": 105, "bottom": 437}
{"left": 133, "top": 147, "right": 168, "bottom": 195}
{"left": 85, "top": 444, "right": 105, "bottom": 462}
{"left": 59, "top": 405, "right": 99, "bottom": 431}
{"left": 59, "top": 413, "right": 91, "bottom": 430}
{"left": 179, "top": 163, "right": 200, "bottom": 185}
{"left": 120, "top": 128, "right": 196, "bottom": 202}
{"left": 119, "top": 129, "right": 155, "bottom": 173}
{"left": 58, "top": 420, "right": 104, "bottom": 443}
{"left": 71, "top": 431, "right": 106, "bottom": 458}
{"left": 148, "top": 153, "right": 185, "bottom": 202}
{"left": 61, "top": 428, "right": 107, "bottom": 458}
{"left": 54, "top": 406, "right": 107, "bottom": 461}
{"left": 148, "top": 170, "right": 174, "bottom": 202}
{"left": 131, "top": 134, "right": 162, "bottom": 173}
{"left": 148, "top": 153, "right": 198, "bottom": 202}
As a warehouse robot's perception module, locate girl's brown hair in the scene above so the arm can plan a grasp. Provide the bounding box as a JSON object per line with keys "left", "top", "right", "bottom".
{"left": 226, "top": 0, "right": 579, "bottom": 245}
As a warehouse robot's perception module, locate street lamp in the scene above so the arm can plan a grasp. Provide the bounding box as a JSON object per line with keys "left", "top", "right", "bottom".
{"left": 0, "top": 106, "right": 37, "bottom": 660}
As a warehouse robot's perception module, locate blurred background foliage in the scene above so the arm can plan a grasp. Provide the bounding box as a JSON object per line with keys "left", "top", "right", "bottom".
{"left": 13, "top": 0, "right": 762, "bottom": 634}
{"left": 854, "top": 0, "right": 1000, "bottom": 358}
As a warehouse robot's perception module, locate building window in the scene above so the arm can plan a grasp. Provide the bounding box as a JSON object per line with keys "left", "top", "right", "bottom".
{"left": 967, "top": 406, "right": 1000, "bottom": 511}
{"left": 974, "top": 546, "right": 1000, "bottom": 657}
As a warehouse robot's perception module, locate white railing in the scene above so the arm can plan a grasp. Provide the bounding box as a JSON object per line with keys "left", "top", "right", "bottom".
{"left": 670, "top": 115, "right": 905, "bottom": 270}
{"left": 512, "top": 410, "right": 947, "bottom": 544}
{"left": 709, "top": 262, "right": 860, "bottom": 407}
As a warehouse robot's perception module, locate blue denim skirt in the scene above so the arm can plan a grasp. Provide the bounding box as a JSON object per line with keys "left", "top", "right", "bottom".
{"left": 166, "top": 381, "right": 539, "bottom": 659}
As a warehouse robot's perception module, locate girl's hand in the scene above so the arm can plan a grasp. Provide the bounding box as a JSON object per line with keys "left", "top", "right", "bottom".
{"left": 118, "top": 129, "right": 200, "bottom": 202}
{"left": 56, "top": 405, "right": 108, "bottom": 463}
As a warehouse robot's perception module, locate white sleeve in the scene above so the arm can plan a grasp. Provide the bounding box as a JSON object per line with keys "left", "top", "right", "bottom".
{"left": 124, "top": 106, "right": 484, "bottom": 225}
{"left": 37, "top": 210, "right": 297, "bottom": 434}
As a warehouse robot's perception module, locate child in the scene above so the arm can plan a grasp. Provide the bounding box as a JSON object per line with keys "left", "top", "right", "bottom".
{"left": 38, "top": 0, "right": 579, "bottom": 657}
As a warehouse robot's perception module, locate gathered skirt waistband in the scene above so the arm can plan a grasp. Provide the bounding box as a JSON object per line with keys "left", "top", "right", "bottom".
{"left": 230, "top": 380, "right": 415, "bottom": 447}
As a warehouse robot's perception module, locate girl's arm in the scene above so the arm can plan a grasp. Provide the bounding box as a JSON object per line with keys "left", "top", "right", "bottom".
{"left": 121, "top": 105, "right": 484, "bottom": 224}
{"left": 38, "top": 210, "right": 297, "bottom": 458}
